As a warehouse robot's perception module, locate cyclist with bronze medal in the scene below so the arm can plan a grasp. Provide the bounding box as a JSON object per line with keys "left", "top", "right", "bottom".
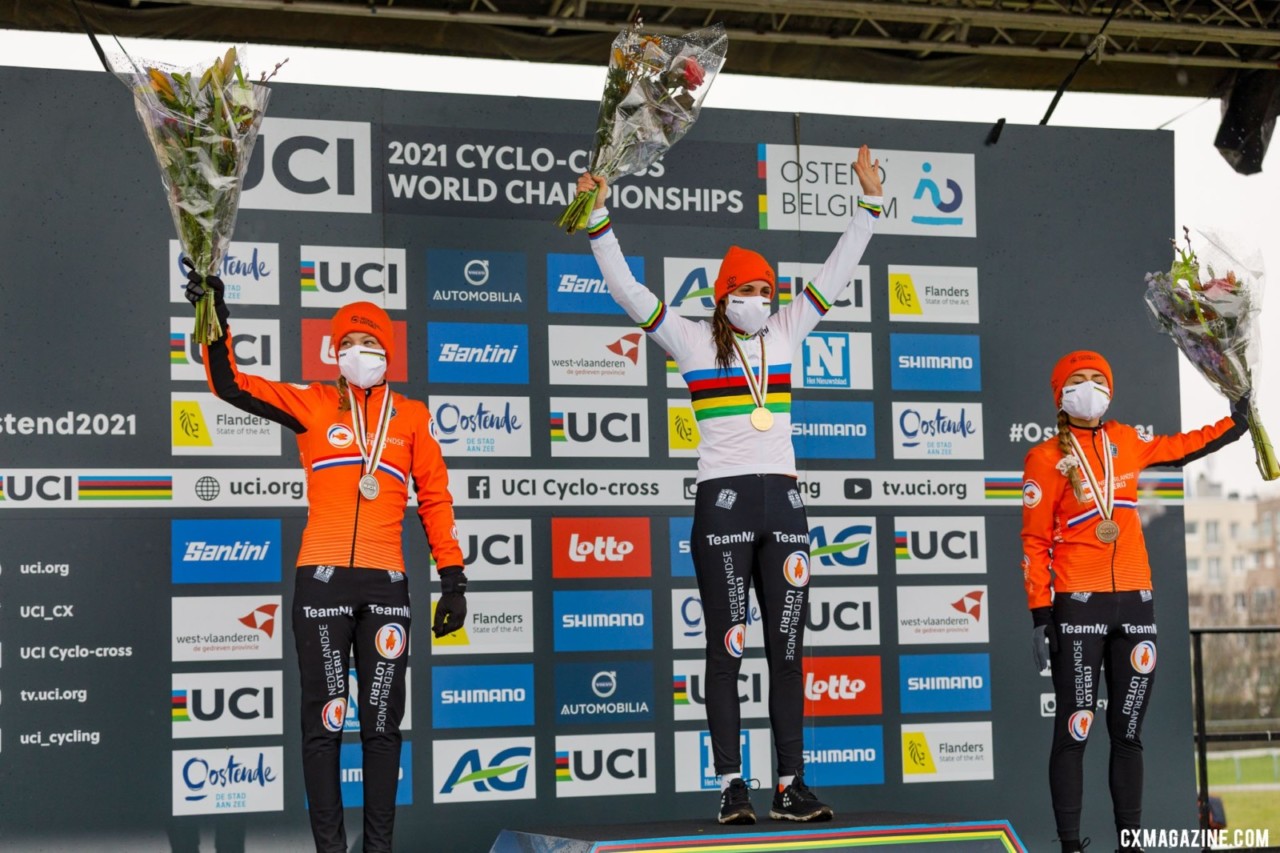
{"left": 576, "top": 145, "right": 882, "bottom": 825}
{"left": 1020, "top": 350, "right": 1248, "bottom": 853}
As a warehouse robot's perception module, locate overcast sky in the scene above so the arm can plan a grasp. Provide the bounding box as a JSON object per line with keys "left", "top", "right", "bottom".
{"left": 3, "top": 27, "right": 1277, "bottom": 497}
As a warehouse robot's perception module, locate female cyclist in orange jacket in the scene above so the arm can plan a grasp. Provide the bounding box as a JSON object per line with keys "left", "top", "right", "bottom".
{"left": 186, "top": 272, "right": 466, "bottom": 853}
{"left": 1021, "top": 350, "right": 1246, "bottom": 853}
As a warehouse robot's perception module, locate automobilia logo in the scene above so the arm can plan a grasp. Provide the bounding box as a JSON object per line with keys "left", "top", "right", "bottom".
{"left": 427, "top": 322, "right": 529, "bottom": 384}
{"left": 551, "top": 516, "right": 652, "bottom": 578}
{"left": 546, "top": 253, "right": 641, "bottom": 315}
{"left": 427, "top": 249, "right": 527, "bottom": 310}
{"left": 171, "top": 318, "right": 281, "bottom": 382}
{"left": 547, "top": 325, "right": 647, "bottom": 386}
{"left": 242, "top": 118, "right": 372, "bottom": 213}
{"left": 673, "top": 658, "right": 770, "bottom": 721}
{"left": 299, "top": 246, "right": 407, "bottom": 309}
{"left": 168, "top": 240, "right": 280, "bottom": 305}
{"left": 554, "top": 733, "right": 656, "bottom": 797}
{"left": 300, "top": 318, "right": 409, "bottom": 383}
{"left": 434, "top": 736, "right": 536, "bottom": 803}
{"left": 555, "top": 661, "right": 654, "bottom": 723}
{"left": 807, "top": 517, "right": 876, "bottom": 575}
{"left": 428, "top": 396, "right": 530, "bottom": 458}
{"left": 432, "top": 663, "right": 535, "bottom": 728}
{"left": 894, "top": 516, "right": 986, "bottom": 574}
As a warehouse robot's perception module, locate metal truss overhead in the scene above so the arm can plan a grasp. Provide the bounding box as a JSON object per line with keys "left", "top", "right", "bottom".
{"left": 6, "top": 1, "right": 1279, "bottom": 97}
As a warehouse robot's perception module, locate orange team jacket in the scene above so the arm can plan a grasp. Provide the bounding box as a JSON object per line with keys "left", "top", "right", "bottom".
{"left": 203, "top": 328, "right": 463, "bottom": 573}
{"left": 1021, "top": 415, "right": 1244, "bottom": 610}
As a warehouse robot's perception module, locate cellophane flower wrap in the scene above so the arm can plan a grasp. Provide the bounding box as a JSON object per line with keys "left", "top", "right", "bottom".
{"left": 556, "top": 22, "right": 728, "bottom": 233}
{"left": 119, "top": 47, "right": 271, "bottom": 343}
{"left": 1144, "top": 228, "right": 1279, "bottom": 480}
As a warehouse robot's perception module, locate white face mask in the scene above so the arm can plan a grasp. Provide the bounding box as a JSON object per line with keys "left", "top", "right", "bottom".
{"left": 724, "top": 295, "right": 771, "bottom": 336}
{"left": 338, "top": 346, "right": 388, "bottom": 389}
{"left": 1060, "top": 380, "right": 1111, "bottom": 421}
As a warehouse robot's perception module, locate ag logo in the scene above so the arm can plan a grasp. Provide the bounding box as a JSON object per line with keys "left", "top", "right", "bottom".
{"left": 435, "top": 739, "right": 535, "bottom": 803}
{"left": 327, "top": 424, "right": 354, "bottom": 448}
{"left": 1068, "top": 709, "right": 1093, "bottom": 741}
{"left": 242, "top": 117, "right": 372, "bottom": 213}
{"left": 322, "top": 698, "right": 346, "bottom": 732}
{"left": 376, "top": 624, "right": 407, "bottom": 659}
{"left": 663, "top": 257, "right": 722, "bottom": 316}
{"left": 809, "top": 518, "right": 875, "bottom": 573}
{"left": 782, "top": 551, "right": 810, "bottom": 587}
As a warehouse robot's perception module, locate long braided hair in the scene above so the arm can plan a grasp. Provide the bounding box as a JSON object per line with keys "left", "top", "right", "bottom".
{"left": 711, "top": 299, "right": 737, "bottom": 372}
{"left": 1056, "top": 409, "right": 1085, "bottom": 499}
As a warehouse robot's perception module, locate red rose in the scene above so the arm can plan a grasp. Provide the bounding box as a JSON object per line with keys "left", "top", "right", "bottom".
{"left": 683, "top": 57, "right": 706, "bottom": 90}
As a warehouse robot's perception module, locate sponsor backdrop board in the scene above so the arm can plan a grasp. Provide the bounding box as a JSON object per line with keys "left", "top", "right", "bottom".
{"left": 0, "top": 67, "right": 1193, "bottom": 851}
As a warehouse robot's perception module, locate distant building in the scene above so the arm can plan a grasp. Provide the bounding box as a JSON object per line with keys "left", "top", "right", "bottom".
{"left": 1184, "top": 474, "right": 1274, "bottom": 627}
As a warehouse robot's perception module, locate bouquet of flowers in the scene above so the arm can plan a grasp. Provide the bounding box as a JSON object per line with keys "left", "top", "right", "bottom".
{"left": 556, "top": 21, "right": 728, "bottom": 233}
{"left": 120, "top": 47, "right": 275, "bottom": 343}
{"left": 1144, "top": 228, "right": 1279, "bottom": 480}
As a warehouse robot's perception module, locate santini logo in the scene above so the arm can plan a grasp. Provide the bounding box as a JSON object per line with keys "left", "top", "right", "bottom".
{"left": 183, "top": 541, "right": 271, "bottom": 562}
{"left": 438, "top": 343, "right": 520, "bottom": 364}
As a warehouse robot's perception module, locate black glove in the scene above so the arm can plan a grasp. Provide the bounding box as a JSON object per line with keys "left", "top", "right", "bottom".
{"left": 433, "top": 566, "right": 468, "bottom": 638}
{"left": 181, "top": 256, "right": 230, "bottom": 329}
{"left": 1031, "top": 606, "right": 1056, "bottom": 673}
{"left": 1231, "top": 392, "right": 1252, "bottom": 421}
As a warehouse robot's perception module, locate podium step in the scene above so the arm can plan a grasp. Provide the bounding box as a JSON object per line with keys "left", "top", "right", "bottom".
{"left": 491, "top": 816, "right": 1026, "bottom": 853}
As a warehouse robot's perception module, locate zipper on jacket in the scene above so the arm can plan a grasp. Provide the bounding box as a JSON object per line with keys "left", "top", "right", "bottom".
{"left": 347, "top": 387, "right": 370, "bottom": 569}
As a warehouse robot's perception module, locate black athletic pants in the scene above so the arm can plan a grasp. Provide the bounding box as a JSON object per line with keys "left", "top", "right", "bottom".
{"left": 1049, "top": 590, "right": 1158, "bottom": 841}
{"left": 294, "top": 566, "right": 411, "bottom": 853}
{"left": 691, "top": 474, "right": 811, "bottom": 778}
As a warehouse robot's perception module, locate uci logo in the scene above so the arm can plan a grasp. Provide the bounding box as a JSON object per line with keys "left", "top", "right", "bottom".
{"left": 559, "top": 411, "right": 642, "bottom": 444}
{"left": 463, "top": 533, "right": 525, "bottom": 567}
{"left": 1068, "top": 709, "right": 1093, "bottom": 741}
{"left": 178, "top": 686, "right": 275, "bottom": 722}
{"left": 1, "top": 475, "right": 73, "bottom": 502}
{"left": 327, "top": 424, "right": 354, "bottom": 448}
{"left": 375, "top": 624, "right": 407, "bottom": 659}
{"left": 810, "top": 523, "right": 872, "bottom": 568}
{"left": 783, "top": 551, "right": 810, "bottom": 587}
{"left": 322, "top": 698, "right": 346, "bottom": 732}
{"left": 299, "top": 246, "right": 407, "bottom": 310}
{"left": 1130, "top": 641, "right": 1156, "bottom": 674}
{"left": 808, "top": 600, "right": 871, "bottom": 632}
{"left": 561, "top": 747, "right": 649, "bottom": 782}
{"left": 724, "top": 624, "right": 746, "bottom": 658}
{"left": 242, "top": 118, "right": 372, "bottom": 213}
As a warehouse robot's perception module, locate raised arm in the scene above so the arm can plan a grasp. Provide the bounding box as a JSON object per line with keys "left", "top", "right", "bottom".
{"left": 1135, "top": 398, "right": 1249, "bottom": 469}
{"left": 580, "top": 174, "right": 701, "bottom": 362}
{"left": 775, "top": 145, "right": 883, "bottom": 341}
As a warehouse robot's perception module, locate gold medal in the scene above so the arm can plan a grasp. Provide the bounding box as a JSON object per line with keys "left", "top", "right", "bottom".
{"left": 750, "top": 406, "right": 774, "bottom": 431}
{"left": 1095, "top": 519, "right": 1120, "bottom": 543}
{"left": 359, "top": 474, "right": 381, "bottom": 501}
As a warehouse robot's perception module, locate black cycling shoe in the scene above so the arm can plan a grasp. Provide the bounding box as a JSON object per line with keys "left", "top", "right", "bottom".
{"left": 1058, "top": 837, "right": 1091, "bottom": 853}
{"left": 769, "top": 776, "right": 834, "bottom": 822}
{"left": 717, "top": 777, "right": 757, "bottom": 825}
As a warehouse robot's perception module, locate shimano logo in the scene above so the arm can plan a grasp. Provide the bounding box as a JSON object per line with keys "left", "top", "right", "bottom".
{"left": 440, "top": 688, "right": 527, "bottom": 705}
{"left": 791, "top": 423, "right": 867, "bottom": 437}
{"left": 438, "top": 343, "right": 519, "bottom": 364}
{"left": 561, "top": 613, "right": 645, "bottom": 628}
{"left": 557, "top": 274, "right": 608, "bottom": 294}
{"left": 897, "top": 355, "right": 974, "bottom": 370}
{"left": 803, "top": 747, "right": 877, "bottom": 764}
{"left": 907, "top": 675, "right": 984, "bottom": 691}
{"left": 183, "top": 541, "right": 271, "bottom": 562}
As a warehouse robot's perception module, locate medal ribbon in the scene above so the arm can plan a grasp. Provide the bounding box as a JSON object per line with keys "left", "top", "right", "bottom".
{"left": 347, "top": 384, "right": 394, "bottom": 480}
{"left": 729, "top": 335, "right": 769, "bottom": 412}
{"left": 1067, "top": 427, "right": 1114, "bottom": 525}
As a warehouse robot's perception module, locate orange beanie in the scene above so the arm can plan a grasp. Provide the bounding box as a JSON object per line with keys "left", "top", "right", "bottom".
{"left": 1051, "top": 350, "right": 1113, "bottom": 406}
{"left": 714, "top": 246, "right": 775, "bottom": 304}
{"left": 331, "top": 302, "right": 394, "bottom": 359}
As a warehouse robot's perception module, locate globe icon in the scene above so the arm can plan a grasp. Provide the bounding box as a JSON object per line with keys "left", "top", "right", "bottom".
{"left": 194, "top": 476, "right": 220, "bottom": 501}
